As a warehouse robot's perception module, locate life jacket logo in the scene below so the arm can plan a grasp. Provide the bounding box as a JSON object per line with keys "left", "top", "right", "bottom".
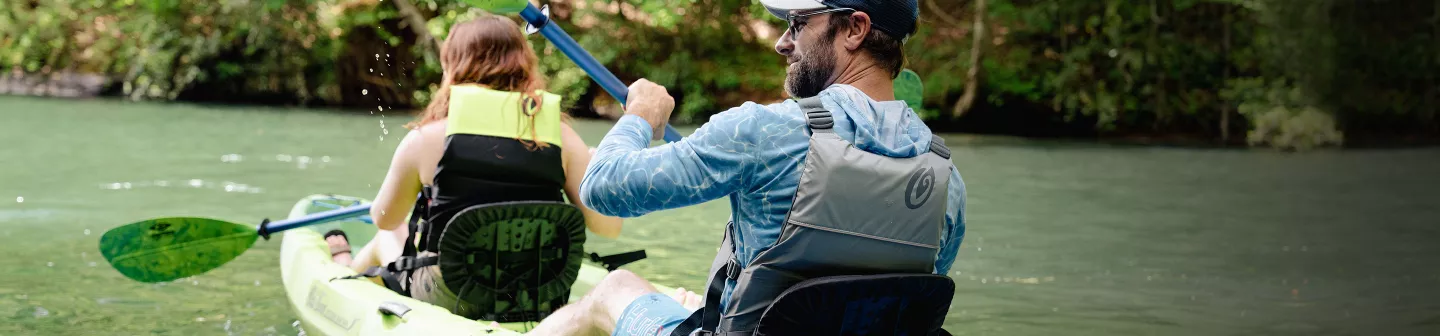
{"left": 904, "top": 167, "right": 936, "bottom": 209}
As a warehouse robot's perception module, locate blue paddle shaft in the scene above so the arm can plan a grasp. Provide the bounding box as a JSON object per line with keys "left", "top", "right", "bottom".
{"left": 258, "top": 203, "right": 371, "bottom": 237}
{"left": 519, "top": 4, "right": 683, "bottom": 142}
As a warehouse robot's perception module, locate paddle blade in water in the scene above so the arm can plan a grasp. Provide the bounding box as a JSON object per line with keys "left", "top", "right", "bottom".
{"left": 894, "top": 68, "right": 924, "bottom": 108}
{"left": 98, "top": 217, "right": 258, "bottom": 283}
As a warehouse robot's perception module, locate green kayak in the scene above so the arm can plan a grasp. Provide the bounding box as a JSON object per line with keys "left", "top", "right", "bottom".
{"left": 279, "top": 194, "right": 672, "bottom": 335}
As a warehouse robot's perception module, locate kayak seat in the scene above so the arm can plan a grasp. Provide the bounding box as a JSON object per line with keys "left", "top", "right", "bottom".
{"left": 754, "top": 273, "right": 955, "bottom": 336}
{"left": 436, "top": 201, "right": 587, "bottom": 323}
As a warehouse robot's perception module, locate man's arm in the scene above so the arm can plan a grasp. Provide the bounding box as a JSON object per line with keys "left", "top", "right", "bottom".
{"left": 580, "top": 108, "right": 759, "bottom": 218}
{"left": 934, "top": 167, "right": 967, "bottom": 275}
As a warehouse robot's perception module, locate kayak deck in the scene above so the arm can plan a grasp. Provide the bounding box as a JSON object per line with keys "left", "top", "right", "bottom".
{"left": 279, "top": 194, "right": 657, "bottom": 335}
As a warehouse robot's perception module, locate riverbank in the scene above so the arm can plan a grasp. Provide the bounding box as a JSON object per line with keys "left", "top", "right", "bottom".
{"left": 3, "top": 77, "right": 1434, "bottom": 150}
{"left": 0, "top": 71, "right": 113, "bottom": 98}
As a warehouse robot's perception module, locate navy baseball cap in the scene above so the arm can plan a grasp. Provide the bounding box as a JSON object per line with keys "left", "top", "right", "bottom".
{"left": 761, "top": 0, "right": 920, "bottom": 42}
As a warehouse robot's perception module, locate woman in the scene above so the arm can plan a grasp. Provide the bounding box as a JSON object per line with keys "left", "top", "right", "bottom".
{"left": 323, "top": 14, "right": 626, "bottom": 315}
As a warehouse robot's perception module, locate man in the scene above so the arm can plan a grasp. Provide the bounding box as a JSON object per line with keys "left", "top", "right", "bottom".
{"left": 527, "top": 0, "right": 965, "bottom": 335}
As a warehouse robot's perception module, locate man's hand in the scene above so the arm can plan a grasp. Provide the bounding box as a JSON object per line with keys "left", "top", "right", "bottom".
{"left": 624, "top": 79, "right": 675, "bottom": 141}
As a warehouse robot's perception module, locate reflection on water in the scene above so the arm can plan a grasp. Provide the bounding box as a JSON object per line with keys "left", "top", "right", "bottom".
{"left": 100, "top": 180, "right": 264, "bottom": 193}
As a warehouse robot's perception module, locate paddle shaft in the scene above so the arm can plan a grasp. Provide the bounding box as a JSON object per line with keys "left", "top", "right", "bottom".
{"left": 518, "top": 4, "right": 683, "bottom": 142}
{"left": 256, "top": 203, "right": 371, "bottom": 239}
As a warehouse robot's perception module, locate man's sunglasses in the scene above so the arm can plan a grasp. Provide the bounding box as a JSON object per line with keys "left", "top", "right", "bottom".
{"left": 785, "top": 7, "right": 857, "bottom": 41}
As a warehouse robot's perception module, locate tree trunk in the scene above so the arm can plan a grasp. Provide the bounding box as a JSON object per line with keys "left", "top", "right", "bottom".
{"left": 391, "top": 0, "right": 440, "bottom": 58}
{"left": 1220, "top": 5, "right": 1231, "bottom": 142}
{"left": 952, "top": 0, "right": 985, "bottom": 118}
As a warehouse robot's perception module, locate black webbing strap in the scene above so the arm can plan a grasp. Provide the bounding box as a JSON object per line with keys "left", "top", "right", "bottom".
{"left": 588, "top": 250, "right": 648, "bottom": 271}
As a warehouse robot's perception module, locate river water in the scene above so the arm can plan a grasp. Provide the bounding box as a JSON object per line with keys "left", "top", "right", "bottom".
{"left": 2, "top": 96, "right": 1437, "bottom": 335}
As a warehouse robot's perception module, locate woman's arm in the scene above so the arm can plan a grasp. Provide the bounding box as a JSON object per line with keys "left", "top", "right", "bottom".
{"left": 370, "top": 129, "right": 426, "bottom": 231}
{"left": 559, "top": 122, "right": 624, "bottom": 238}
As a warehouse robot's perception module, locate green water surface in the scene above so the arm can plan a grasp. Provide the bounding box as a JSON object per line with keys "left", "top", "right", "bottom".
{"left": 2, "top": 96, "right": 1437, "bottom": 335}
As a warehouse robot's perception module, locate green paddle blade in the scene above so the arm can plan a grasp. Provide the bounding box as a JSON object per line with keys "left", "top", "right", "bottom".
{"left": 894, "top": 68, "right": 924, "bottom": 108}
{"left": 98, "top": 217, "right": 258, "bottom": 283}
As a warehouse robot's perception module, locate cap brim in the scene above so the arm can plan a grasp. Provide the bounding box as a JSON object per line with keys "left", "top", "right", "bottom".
{"left": 760, "top": 0, "right": 827, "bottom": 19}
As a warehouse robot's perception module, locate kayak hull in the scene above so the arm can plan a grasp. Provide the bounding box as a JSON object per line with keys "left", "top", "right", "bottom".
{"left": 279, "top": 194, "right": 651, "bottom": 335}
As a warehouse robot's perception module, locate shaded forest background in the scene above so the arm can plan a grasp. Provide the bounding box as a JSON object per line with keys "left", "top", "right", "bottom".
{"left": 2, "top": 0, "right": 1435, "bottom": 149}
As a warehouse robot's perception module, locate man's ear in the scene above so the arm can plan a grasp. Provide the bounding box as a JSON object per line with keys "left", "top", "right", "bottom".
{"left": 843, "top": 12, "right": 872, "bottom": 51}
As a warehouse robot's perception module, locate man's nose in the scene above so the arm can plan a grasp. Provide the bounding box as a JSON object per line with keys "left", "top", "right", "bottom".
{"left": 775, "top": 32, "right": 794, "bottom": 56}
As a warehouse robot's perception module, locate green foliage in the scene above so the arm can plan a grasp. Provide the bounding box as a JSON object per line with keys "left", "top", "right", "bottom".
{"left": 5, "top": 0, "right": 1432, "bottom": 145}
{"left": 1221, "top": 77, "right": 1343, "bottom": 150}
{"left": 2, "top": 0, "right": 340, "bottom": 102}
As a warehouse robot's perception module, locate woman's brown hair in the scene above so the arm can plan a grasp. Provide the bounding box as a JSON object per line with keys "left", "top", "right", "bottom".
{"left": 407, "top": 14, "right": 550, "bottom": 149}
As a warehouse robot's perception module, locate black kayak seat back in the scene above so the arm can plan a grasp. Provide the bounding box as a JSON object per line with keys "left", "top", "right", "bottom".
{"left": 437, "top": 201, "right": 587, "bottom": 323}
{"left": 755, "top": 273, "right": 955, "bottom": 336}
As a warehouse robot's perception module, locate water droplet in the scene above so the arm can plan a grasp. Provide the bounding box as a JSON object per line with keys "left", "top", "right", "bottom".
{"left": 196, "top": 317, "right": 206, "bottom": 322}
{"left": 192, "top": 280, "right": 199, "bottom": 285}
{"left": 382, "top": 129, "right": 389, "bottom": 135}
{"left": 88, "top": 262, "right": 96, "bottom": 267}
{"left": 374, "top": 54, "right": 379, "bottom": 59}
{"left": 224, "top": 185, "right": 236, "bottom": 192}
{"left": 378, "top": 106, "right": 384, "bottom": 111}
{"left": 379, "top": 136, "right": 385, "bottom": 141}
{"left": 83, "top": 229, "right": 90, "bottom": 235}
{"left": 298, "top": 156, "right": 311, "bottom": 164}
{"left": 33, "top": 306, "right": 49, "bottom": 318}
{"left": 386, "top": 54, "right": 390, "bottom": 57}
{"left": 1052, "top": 307, "right": 1058, "bottom": 312}
{"left": 155, "top": 180, "right": 170, "bottom": 187}
{"left": 15, "top": 196, "right": 22, "bottom": 203}
{"left": 980, "top": 278, "right": 986, "bottom": 284}
{"left": 255, "top": 280, "right": 261, "bottom": 286}
{"left": 1108, "top": 49, "right": 1118, "bottom": 57}
{"left": 189, "top": 179, "right": 204, "bottom": 187}
{"left": 46, "top": 262, "right": 53, "bottom": 267}
{"left": 362, "top": 89, "right": 368, "bottom": 95}
{"left": 321, "top": 156, "right": 331, "bottom": 163}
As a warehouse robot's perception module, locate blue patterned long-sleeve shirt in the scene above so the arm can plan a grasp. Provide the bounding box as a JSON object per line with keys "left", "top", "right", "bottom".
{"left": 580, "top": 84, "right": 966, "bottom": 310}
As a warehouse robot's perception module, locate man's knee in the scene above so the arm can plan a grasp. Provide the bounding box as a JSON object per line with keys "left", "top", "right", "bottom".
{"left": 588, "top": 269, "right": 659, "bottom": 320}
{"left": 598, "top": 269, "right": 647, "bottom": 290}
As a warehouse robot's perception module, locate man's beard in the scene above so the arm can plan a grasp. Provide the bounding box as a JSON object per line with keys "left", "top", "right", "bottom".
{"left": 784, "top": 40, "right": 837, "bottom": 99}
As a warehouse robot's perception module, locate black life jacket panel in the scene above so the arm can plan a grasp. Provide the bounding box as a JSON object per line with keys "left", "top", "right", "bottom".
{"left": 416, "top": 85, "right": 567, "bottom": 253}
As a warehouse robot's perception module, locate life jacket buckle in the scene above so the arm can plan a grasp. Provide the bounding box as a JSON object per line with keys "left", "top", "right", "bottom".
{"left": 725, "top": 257, "right": 740, "bottom": 280}
{"left": 389, "top": 256, "right": 416, "bottom": 273}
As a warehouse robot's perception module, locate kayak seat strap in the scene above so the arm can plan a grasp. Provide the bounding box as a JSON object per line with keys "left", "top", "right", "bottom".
{"left": 589, "top": 250, "right": 648, "bottom": 272}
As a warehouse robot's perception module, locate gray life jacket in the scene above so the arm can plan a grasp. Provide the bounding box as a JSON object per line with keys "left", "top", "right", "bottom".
{"left": 673, "top": 95, "right": 954, "bottom": 335}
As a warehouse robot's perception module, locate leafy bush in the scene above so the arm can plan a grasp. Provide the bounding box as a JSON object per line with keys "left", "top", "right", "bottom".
{"left": 1222, "top": 78, "right": 1343, "bottom": 150}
